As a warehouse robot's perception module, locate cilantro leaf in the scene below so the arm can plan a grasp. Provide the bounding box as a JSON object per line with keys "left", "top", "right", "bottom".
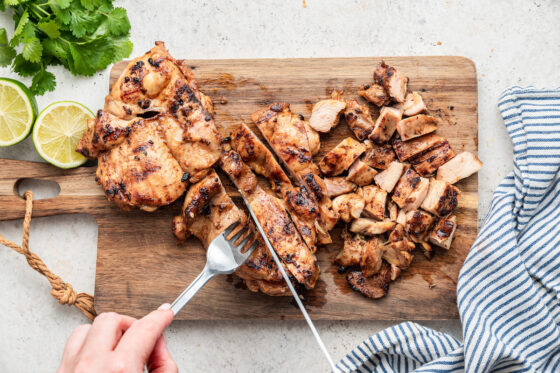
{"left": 0, "top": 28, "right": 16, "bottom": 66}
{"left": 68, "top": 37, "right": 113, "bottom": 75}
{"left": 13, "top": 8, "right": 28, "bottom": 36}
{"left": 31, "top": 69, "right": 56, "bottom": 95}
{"left": 38, "top": 20, "right": 61, "bottom": 39}
{"left": 53, "top": 0, "right": 72, "bottom": 9}
{"left": 105, "top": 7, "right": 130, "bottom": 36}
{"left": 69, "top": 4, "right": 101, "bottom": 38}
{"left": 22, "top": 37, "right": 42, "bottom": 63}
{"left": 12, "top": 54, "right": 41, "bottom": 76}
{"left": 111, "top": 36, "right": 132, "bottom": 62}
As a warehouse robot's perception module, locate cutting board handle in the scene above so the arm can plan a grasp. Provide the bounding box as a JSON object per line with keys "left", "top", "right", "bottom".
{"left": 0, "top": 159, "right": 107, "bottom": 221}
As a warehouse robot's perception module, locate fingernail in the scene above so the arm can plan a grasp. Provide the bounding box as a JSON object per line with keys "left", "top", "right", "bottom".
{"left": 158, "top": 303, "right": 171, "bottom": 310}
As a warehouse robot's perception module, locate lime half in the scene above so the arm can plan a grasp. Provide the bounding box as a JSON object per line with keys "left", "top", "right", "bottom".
{"left": 33, "top": 101, "right": 93, "bottom": 169}
{"left": 0, "top": 78, "right": 38, "bottom": 146}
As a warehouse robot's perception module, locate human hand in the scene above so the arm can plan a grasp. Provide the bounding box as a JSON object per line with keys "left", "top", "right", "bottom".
{"left": 57, "top": 304, "right": 176, "bottom": 373}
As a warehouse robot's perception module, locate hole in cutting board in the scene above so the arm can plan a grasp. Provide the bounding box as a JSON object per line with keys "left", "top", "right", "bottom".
{"left": 16, "top": 179, "right": 61, "bottom": 200}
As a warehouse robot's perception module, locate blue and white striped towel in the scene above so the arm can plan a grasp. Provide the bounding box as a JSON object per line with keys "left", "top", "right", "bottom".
{"left": 338, "top": 87, "right": 560, "bottom": 373}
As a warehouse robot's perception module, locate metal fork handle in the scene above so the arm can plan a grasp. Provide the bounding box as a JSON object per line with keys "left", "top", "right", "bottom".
{"left": 170, "top": 266, "right": 214, "bottom": 316}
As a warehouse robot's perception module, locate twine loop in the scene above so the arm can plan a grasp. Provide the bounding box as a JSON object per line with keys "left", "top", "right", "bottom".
{"left": 0, "top": 191, "right": 96, "bottom": 320}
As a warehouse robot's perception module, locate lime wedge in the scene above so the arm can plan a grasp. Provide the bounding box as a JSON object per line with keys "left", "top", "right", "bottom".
{"left": 32, "top": 101, "right": 93, "bottom": 169}
{"left": 0, "top": 78, "right": 38, "bottom": 146}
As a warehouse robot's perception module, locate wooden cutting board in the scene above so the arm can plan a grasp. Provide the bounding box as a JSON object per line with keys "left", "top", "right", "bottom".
{"left": 0, "top": 56, "right": 478, "bottom": 320}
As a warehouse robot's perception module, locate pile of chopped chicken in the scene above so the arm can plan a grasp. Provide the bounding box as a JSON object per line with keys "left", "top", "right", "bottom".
{"left": 77, "top": 46, "right": 482, "bottom": 300}
{"left": 308, "top": 61, "right": 482, "bottom": 299}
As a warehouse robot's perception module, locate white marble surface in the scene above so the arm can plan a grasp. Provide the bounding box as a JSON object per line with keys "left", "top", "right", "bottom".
{"left": 1, "top": 0, "right": 559, "bottom": 371}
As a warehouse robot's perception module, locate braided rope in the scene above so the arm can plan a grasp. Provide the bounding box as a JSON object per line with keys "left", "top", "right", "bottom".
{"left": 0, "top": 191, "right": 96, "bottom": 320}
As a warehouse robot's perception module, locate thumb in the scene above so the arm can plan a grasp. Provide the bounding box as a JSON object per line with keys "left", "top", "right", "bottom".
{"left": 147, "top": 335, "right": 178, "bottom": 373}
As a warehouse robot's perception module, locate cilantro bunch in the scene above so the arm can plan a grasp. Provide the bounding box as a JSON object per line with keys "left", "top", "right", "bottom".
{"left": 0, "top": 0, "right": 133, "bottom": 95}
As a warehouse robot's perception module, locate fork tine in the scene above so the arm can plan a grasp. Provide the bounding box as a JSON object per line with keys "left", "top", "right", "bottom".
{"left": 229, "top": 225, "right": 247, "bottom": 244}
{"left": 224, "top": 221, "right": 240, "bottom": 239}
{"left": 236, "top": 231, "right": 254, "bottom": 253}
{"left": 233, "top": 228, "right": 251, "bottom": 247}
{"left": 240, "top": 240, "right": 259, "bottom": 260}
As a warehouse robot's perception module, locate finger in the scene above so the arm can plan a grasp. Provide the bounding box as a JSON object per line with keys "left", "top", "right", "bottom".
{"left": 59, "top": 324, "right": 91, "bottom": 364}
{"left": 147, "top": 335, "right": 178, "bottom": 373}
{"left": 115, "top": 306, "right": 174, "bottom": 362}
{"left": 81, "top": 312, "right": 136, "bottom": 352}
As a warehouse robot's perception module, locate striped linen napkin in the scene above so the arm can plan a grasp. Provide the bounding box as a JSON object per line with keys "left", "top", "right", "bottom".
{"left": 337, "top": 87, "right": 560, "bottom": 373}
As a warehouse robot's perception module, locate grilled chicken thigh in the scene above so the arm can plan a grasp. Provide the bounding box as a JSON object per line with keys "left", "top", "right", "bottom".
{"left": 332, "top": 192, "right": 365, "bottom": 223}
{"left": 429, "top": 215, "right": 457, "bottom": 250}
{"left": 369, "top": 106, "right": 402, "bottom": 143}
{"left": 402, "top": 92, "right": 427, "bottom": 116}
{"left": 374, "top": 62, "right": 408, "bottom": 103}
{"left": 409, "top": 141, "right": 455, "bottom": 177}
{"left": 393, "top": 133, "right": 447, "bottom": 162}
{"left": 172, "top": 171, "right": 288, "bottom": 295}
{"left": 346, "top": 159, "right": 378, "bottom": 186}
{"left": 358, "top": 84, "right": 390, "bottom": 107}
{"left": 343, "top": 99, "right": 376, "bottom": 140}
{"left": 396, "top": 114, "right": 440, "bottom": 141}
{"left": 77, "top": 42, "right": 221, "bottom": 211}
{"left": 252, "top": 103, "right": 337, "bottom": 237}
{"left": 350, "top": 218, "right": 395, "bottom": 235}
{"left": 361, "top": 141, "right": 396, "bottom": 170}
{"left": 405, "top": 210, "right": 434, "bottom": 242}
{"left": 319, "top": 137, "right": 367, "bottom": 176}
{"left": 374, "top": 161, "right": 405, "bottom": 193}
{"left": 230, "top": 123, "right": 320, "bottom": 251}
{"left": 421, "top": 179, "right": 461, "bottom": 217}
{"left": 346, "top": 266, "right": 391, "bottom": 299}
{"left": 362, "top": 185, "right": 387, "bottom": 220}
{"left": 83, "top": 115, "right": 187, "bottom": 211}
{"left": 220, "top": 150, "right": 319, "bottom": 289}
{"left": 392, "top": 168, "right": 430, "bottom": 212}
{"left": 436, "top": 152, "right": 483, "bottom": 184}
{"left": 309, "top": 91, "right": 346, "bottom": 133}
{"left": 324, "top": 177, "right": 357, "bottom": 197}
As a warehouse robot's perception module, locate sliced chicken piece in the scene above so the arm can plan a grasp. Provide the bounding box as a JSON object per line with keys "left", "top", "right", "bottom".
{"left": 429, "top": 215, "right": 457, "bottom": 250}
{"left": 409, "top": 140, "right": 455, "bottom": 177}
{"left": 309, "top": 92, "right": 347, "bottom": 133}
{"left": 387, "top": 200, "right": 398, "bottom": 221}
{"left": 390, "top": 265, "right": 401, "bottom": 281}
{"left": 421, "top": 179, "right": 461, "bottom": 217}
{"left": 220, "top": 150, "right": 319, "bottom": 289}
{"left": 362, "top": 185, "right": 387, "bottom": 220}
{"left": 361, "top": 141, "right": 396, "bottom": 170}
{"left": 346, "top": 265, "right": 391, "bottom": 299}
{"left": 346, "top": 159, "right": 378, "bottom": 186}
{"left": 344, "top": 99, "right": 376, "bottom": 140}
{"left": 374, "top": 161, "right": 405, "bottom": 193}
{"left": 230, "top": 123, "right": 320, "bottom": 251}
{"left": 420, "top": 241, "right": 434, "bottom": 260}
{"left": 393, "top": 133, "right": 447, "bottom": 162}
{"left": 324, "top": 177, "right": 357, "bottom": 197}
{"left": 304, "top": 120, "right": 321, "bottom": 156}
{"left": 389, "top": 223, "right": 405, "bottom": 242}
{"left": 374, "top": 61, "right": 408, "bottom": 103}
{"left": 252, "top": 103, "right": 337, "bottom": 239}
{"left": 350, "top": 218, "right": 395, "bottom": 235}
{"left": 436, "top": 151, "right": 483, "bottom": 184}
{"left": 381, "top": 243, "right": 414, "bottom": 268}
{"left": 172, "top": 171, "right": 286, "bottom": 295}
{"left": 405, "top": 210, "right": 435, "bottom": 242}
{"left": 396, "top": 208, "right": 407, "bottom": 226}
{"left": 243, "top": 280, "right": 290, "bottom": 296}
{"left": 396, "top": 114, "right": 440, "bottom": 141}
{"left": 402, "top": 92, "right": 427, "bottom": 116}
{"left": 369, "top": 106, "right": 402, "bottom": 143}
{"left": 361, "top": 236, "right": 383, "bottom": 277}
{"left": 335, "top": 228, "right": 366, "bottom": 267}
{"left": 333, "top": 192, "right": 365, "bottom": 223}
{"left": 358, "top": 84, "right": 390, "bottom": 107}
{"left": 391, "top": 168, "right": 430, "bottom": 212}
{"left": 319, "top": 137, "right": 367, "bottom": 176}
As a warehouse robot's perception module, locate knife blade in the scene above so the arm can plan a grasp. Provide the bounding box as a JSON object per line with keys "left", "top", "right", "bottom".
{"left": 240, "top": 196, "right": 339, "bottom": 373}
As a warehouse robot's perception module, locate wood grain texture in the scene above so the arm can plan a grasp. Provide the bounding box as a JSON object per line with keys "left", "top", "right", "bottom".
{"left": 0, "top": 56, "right": 478, "bottom": 320}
